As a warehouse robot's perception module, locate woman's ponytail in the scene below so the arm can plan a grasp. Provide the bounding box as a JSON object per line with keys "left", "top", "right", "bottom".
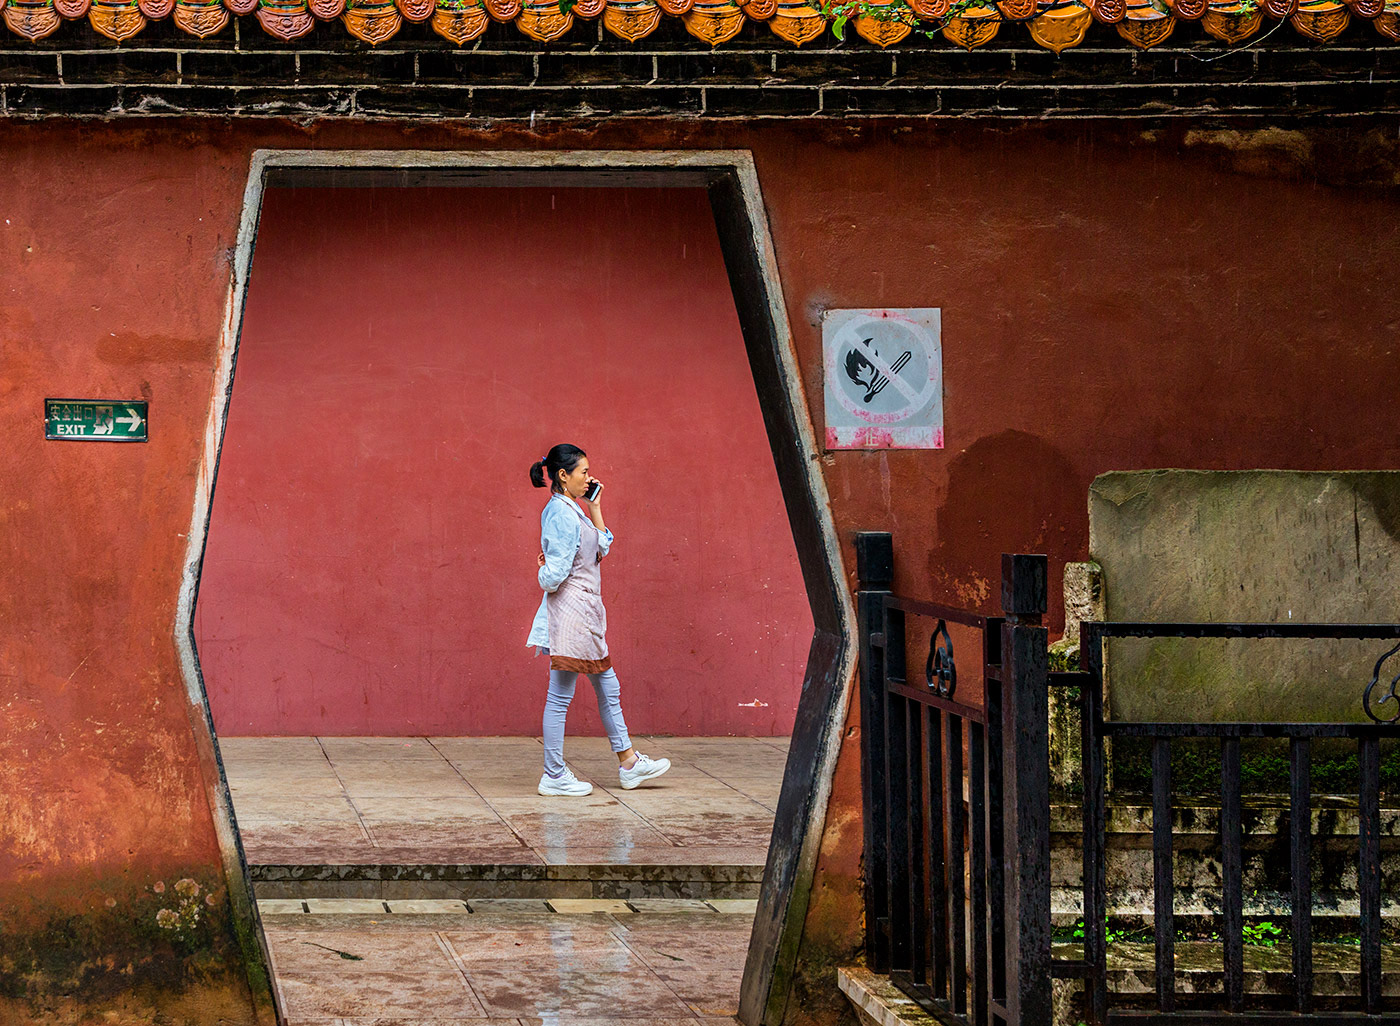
{"left": 530, "top": 444, "right": 587, "bottom": 492}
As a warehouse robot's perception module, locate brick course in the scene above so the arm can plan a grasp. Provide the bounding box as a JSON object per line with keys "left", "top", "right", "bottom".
{"left": 1, "top": 24, "right": 1397, "bottom": 117}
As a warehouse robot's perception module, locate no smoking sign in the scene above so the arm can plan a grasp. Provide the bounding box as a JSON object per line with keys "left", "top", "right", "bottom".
{"left": 822, "top": 308, "right": 943, "bottom": 450}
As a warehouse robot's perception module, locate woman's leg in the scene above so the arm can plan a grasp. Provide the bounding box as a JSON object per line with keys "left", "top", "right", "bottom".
{"left": 586, "top": 669, "right": 633, "bottom": 761}
{"left": 542, "top": 670, "right": 579, "bottom": 778}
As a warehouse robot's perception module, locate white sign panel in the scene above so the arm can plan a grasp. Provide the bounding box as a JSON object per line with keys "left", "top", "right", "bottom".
{"left": 822, "top": 308, "right": 943, "bottom": 450}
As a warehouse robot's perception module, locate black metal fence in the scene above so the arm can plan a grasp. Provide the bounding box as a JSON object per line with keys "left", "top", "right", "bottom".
{"left": 857, "top": 533, "right": 1052, "bottom": 1025}
{"left": 857, "top": 530, "right": 1400, "bottom": 1026}
{"left": 1064, "top": 621, "right": 1400, "bottom": 1024}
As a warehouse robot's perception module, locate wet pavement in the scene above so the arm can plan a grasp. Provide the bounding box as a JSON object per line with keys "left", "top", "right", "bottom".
{"left": 261, "top": 907, "right": 754, "bottom": 1024}
{"left": 223, "top": 735, "right": 786, "bottom": 868}
{"left": 225, "top": 736, "right": 783, "bottom": 1022}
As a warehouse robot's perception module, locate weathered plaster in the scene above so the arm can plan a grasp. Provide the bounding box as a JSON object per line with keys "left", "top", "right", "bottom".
{"left": 1090, "top": 470, "right": 1400, "bottom": 724}
{"left": 3, "top": 117, "right": 1399, "bottom": 1026}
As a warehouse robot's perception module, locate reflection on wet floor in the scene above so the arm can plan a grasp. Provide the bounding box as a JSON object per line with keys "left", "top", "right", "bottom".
{"left": 262, "top": 908, "right": 755, "bottom": 1024}
{"left": 226, "top": 736, "right": 786, "bottom": 1023}
{"left": 223, "top": 735, "right": 787, "bottom": 866}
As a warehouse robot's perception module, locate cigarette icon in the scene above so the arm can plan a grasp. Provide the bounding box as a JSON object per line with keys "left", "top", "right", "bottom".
{"left": 869, "top": 351, "right": 911, "bottom": 399}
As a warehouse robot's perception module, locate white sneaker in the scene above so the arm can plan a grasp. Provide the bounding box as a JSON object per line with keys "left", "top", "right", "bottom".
{"left": 538, "top": 768, "right": 593, "bottom": 797}
{"left": 619, "top": 753, "right": 671, "bottom": 790}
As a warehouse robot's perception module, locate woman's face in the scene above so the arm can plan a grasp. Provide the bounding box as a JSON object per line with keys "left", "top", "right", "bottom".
{"left": 557, "top": 458, "right": 591, "bottom": 498}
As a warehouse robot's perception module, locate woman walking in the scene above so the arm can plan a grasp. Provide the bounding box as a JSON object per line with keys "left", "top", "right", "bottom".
{"left": 526, "top": 444, "right": 671, "bottom": 797}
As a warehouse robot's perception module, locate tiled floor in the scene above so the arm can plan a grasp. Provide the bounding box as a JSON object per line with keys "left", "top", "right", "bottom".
{"left": 223, "top": 736, "right": 787, "bottom": 866}
{"left": 262, "top": 907, "right": 756, "bottom": 1024}
{"left": 228, "top": 737, "right": 781, "bottom": 1022}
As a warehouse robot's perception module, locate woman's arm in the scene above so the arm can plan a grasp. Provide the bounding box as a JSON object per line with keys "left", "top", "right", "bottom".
{"left": 538, "top": 504, "right": 581, "bottom": 593}
{"left": 584, "top": 484, "right": 613, "bottom": 557}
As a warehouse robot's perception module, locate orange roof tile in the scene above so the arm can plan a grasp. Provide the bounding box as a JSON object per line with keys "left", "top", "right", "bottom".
{"left": 1, "top": 0, "right": 1396, "bottom": 47}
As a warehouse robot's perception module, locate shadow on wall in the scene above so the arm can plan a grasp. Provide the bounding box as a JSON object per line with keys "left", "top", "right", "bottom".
{"left": 929, "top": 429, "right": 1083, "bottom": 627}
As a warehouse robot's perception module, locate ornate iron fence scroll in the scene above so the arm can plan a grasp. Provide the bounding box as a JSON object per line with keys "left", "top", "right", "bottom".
{"left": 1059, "top": 621, "right": 1400, "bottom": 1025}
{"left": 857, "top": 533, "right": 1052, "bottom": 1026}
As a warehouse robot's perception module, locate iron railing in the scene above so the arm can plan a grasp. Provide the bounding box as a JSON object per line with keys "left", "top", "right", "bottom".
{"left": 857, "top": 530, "right": 1400, "bottom": 1026}
{"left": 1064, "top": 621, "right": 1400, "bottom": 1024}
{"left": 857, "top": 533, "right": 1052, "bottom": 1025}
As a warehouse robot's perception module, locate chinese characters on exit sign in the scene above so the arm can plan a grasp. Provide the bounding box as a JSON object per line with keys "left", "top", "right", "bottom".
{"left": 823, "top": 308, "right": 943, "bottom": 450}
{"left": 45, "top": 399, "right": 148, "bottom": 441}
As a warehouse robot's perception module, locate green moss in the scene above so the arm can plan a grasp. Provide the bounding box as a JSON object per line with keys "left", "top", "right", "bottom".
{"left": 782, "top": 937, "right": 865, "bottom": 1026}
{"left": 1111, "top": 736, "right": 1400, "bottom": 796}
{"left": 0, "top": 870, "right": 259, "bottom": 1012}
{"left": 1049, "top": 639, "right": 1080, "bottom": 674}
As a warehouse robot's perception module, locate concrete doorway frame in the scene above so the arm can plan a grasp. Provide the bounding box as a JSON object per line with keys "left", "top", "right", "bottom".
{"left": 174, "top": 149, "right": 858, "bottom": 1026}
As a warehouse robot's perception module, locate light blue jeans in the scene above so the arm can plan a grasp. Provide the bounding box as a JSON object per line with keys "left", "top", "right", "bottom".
{"left": 543, "top": 667, "right": 632, "bottom": 779}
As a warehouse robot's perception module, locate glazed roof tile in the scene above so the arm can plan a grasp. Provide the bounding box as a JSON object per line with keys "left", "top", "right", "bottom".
{"left": 1, "top": 0, "right": 1397, "bottom": 50}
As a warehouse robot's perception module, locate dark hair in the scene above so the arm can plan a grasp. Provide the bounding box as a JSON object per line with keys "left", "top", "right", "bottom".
{"left": 530, "top": 444, "right": 587, "bottom": 492}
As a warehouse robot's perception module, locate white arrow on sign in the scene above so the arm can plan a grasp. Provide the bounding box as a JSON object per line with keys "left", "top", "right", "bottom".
{"left": 117, "top": 406, "right": 144, "bottom": 432}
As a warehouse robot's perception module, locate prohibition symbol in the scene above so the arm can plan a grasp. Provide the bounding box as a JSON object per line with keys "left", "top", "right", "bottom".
{"left": 822, "top": 308, "right": 943, "bottom": 449}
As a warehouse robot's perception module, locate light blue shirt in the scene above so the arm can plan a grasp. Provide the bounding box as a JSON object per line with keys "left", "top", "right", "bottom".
{"left": 526, "top": 493, "right": 614, "bottom": 649}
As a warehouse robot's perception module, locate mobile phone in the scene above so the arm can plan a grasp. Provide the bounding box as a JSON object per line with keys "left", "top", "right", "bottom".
{"left": 583, "top": 481, "right": 603, "bottom": 502}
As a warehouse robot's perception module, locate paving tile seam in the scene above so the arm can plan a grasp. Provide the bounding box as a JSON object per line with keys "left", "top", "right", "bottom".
{"left": 606, "top": 918, "right": 734, "bottom": 1014}
{"left": 576, "top": 785, "right": 687, "bottom": 849}
{"left": 424, "top": 735, "right": 530, "bottom": 848}
{"left": 431, "top": 930, "right": 490, "bottom": 1010}
{"left": 678, "top": 759, "right": 781, "bottom": 813}
{"left": 650, "top": 964, "right": 718, "bottom": 1018}
{"left": 316, "top": 736, "right": 377, "bottom": 845}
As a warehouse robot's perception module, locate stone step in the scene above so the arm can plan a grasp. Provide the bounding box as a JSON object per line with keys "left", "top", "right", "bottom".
{"left": 1054, "top": 940, "right": 1400, "bottom": 1017}
{"left": 841, "top": 948, "right": 1400, "bottom": 1026}
{"left": 1050, "top": 887, "right": 1400, "bottom": 930}
{"left": 249, "top": 860, "right": 764, "bottom": 900}
{"left": 257, "top": 896, "right": 760, "bottom": 916}
{"left": 1051, "top": 798, "right": 1400, "bottom": 838}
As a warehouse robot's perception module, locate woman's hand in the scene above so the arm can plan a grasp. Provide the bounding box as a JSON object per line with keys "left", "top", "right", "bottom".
{"left": 537, "top": 552, "right": 546, "bottom": 569}
{"left": 582, "top": 477, "right": 604, "bottom": 515}
{"left": 583, "top": 477, "right": 607, "bottom": 533}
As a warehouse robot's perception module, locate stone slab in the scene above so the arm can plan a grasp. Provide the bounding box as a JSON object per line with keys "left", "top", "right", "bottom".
{"left": 626, "top": 898, "right": 713, "bottom": 913}
{"left": 838, "top": 966, "right": 943, "bottom": 1026}
{"left": 303, "top": 898, "right": 389, "bottom": 914}
{"left": 384, "top": 899, "right": 470, "bottom": 913}
{"left": 546, "top": 898, "right": 634, "bottom": 914}
{"left": 1089, "top": 470, "right": 1400, "bottom": 723}
{"left": 466, "top": 898, "right": 553, "bottom": 914}
{"left": 706, "top": 899, "right": 760, "bottom": 914}
{"left": 257, "top": 899, "right": 308, "bottom": 915}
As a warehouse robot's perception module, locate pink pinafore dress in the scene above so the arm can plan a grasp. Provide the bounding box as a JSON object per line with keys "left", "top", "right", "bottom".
{"left": 547, "top": 501, "right": 611, "bottom": 674}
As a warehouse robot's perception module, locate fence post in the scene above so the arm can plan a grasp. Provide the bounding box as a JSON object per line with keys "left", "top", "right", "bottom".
{"left": 856, "top": 531, "right": 894, "bottom": 971}
{"left": 1000, "top": 553, "right": 1051, "bottom": 1026}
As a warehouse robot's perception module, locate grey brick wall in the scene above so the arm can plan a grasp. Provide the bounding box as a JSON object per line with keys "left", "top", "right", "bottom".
{"left": 1, "top": 16, "right": 1398, "bottom": 118}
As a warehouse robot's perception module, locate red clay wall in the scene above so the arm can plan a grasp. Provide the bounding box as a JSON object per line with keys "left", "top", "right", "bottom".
{"left": 0, "top": 128, "right": 273, "bottom": 1025}
{"left": 2, "top": 119, "right": 1397, "bottom": 1023}
{"left": 195, "top": 185, "right": 810, "bottom": 737}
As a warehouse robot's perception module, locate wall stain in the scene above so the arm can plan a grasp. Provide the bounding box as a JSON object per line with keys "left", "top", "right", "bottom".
{"left": 1356, "top": 475, "right": 1400, "bottom": 546}
{"left": 96, "top": 333, "right": 211, "bottom": 366}
{"left": 931, "top": 429, "right": 1084, "bottom": 629}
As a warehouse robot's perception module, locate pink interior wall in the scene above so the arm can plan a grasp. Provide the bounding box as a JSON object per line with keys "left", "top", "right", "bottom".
{"left": 195, "top": 186, "right": 811, "bottom": 737}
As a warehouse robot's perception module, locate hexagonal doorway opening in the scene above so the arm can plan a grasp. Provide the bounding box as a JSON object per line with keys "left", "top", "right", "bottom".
{"left": 176, "top": 151, "right": 854, "bottom": 1026}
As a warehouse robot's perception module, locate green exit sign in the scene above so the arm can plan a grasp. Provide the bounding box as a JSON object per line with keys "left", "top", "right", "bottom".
{"left": 46, "top": 399, "right": 148, "bottom": 442}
